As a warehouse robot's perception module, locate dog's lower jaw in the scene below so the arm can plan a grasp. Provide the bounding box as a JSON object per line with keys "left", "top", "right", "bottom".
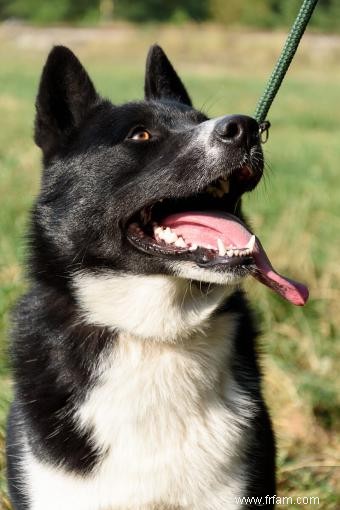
{"left": 73, "top": 271, "right": 236, "bottom": 342}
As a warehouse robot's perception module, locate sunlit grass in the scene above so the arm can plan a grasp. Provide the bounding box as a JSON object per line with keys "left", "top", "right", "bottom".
{"left": 0, "top": 24, "right": 339, "bottom": 509}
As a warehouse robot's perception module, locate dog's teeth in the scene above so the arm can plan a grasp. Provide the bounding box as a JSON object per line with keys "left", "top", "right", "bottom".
{"left": 207, "top": 185, "right": 225, "bottom": 198}
{"left": 233, "top": 249, "right": 240, "bottom": 256}
{"left": 245, "top": 235, "right": 256, "bottom": 252}
{"left": 219, "top": 178, "right": 230, "bottom": 194}
{"left": 156, "top": 228, "right": 167, "bottom": 240}
{"left": 189, "top": 243, "right": 198, "bottom": 251}
{"left": 159, "top": 232, "right": 171, "bottom": 242}
{"left": 206, "top": 185, "right": 218, "bottom": 197}
{"left": 227, "top": 249, "right": 233, "bottom": 257}
{"left": 217, "top": 238, "right": 226, "bottom": 256}
{"left": 162, "top": 227, "right": 178, "bottom": 244}
{"left": 175, "top": 237, "right": 187, "bottom": 248}
{"left": 168, "top": 232, "right": 178, "bottom": 244}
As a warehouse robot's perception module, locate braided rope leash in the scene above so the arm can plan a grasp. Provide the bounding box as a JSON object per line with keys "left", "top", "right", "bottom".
{"left": 254, "top": 0, "right": 319, "bottom": 141}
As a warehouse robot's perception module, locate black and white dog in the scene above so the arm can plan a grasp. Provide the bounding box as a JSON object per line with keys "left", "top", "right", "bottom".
{"left": 6, "top": 45, "right": 308, "bottom": 510}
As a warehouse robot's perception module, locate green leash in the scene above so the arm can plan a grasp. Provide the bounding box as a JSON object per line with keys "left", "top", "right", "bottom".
{"left": 254, "top": 0, "right": 319, "bottom": 141}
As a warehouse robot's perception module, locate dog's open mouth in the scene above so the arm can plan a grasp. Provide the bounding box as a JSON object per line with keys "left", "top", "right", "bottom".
{"left": 126, "top": 172, "right": 309, "bottom": 306}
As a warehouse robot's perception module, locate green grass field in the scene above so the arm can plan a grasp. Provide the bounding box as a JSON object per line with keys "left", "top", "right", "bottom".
{"left": 0, "top": 24, "right": 339, "bottom": 509}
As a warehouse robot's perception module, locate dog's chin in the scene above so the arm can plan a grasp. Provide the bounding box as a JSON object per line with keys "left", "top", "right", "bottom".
{"left": 168, "top": 260, "right": 248, "bottom": 287}
{"left": 168, "top": 261, "right": 249, "bottom": 287}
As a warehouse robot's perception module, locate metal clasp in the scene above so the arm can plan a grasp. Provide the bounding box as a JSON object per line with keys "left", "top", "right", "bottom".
{"left": 259, "top": 120, "right": 271, "bottom": 144}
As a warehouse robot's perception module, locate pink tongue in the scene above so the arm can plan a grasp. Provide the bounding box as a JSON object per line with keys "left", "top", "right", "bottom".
{"left": 162, "top": 212, "right": 309, "bottom": 306}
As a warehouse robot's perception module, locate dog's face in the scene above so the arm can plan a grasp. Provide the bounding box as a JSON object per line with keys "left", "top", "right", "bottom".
{"left": 32, "top": 45, "right": 307, "bottom": 307}
{"left": 33, "top": 45, "right": 262, "bottom": 286}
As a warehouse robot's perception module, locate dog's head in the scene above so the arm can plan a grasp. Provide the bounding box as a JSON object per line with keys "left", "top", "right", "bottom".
{"left": 32, "top": 45, "right": 307, "bottom": 319}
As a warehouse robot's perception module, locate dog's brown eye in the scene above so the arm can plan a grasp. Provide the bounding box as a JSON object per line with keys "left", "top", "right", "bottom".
{"left": 129, "top": 128, "right": 151, "bottom": 142}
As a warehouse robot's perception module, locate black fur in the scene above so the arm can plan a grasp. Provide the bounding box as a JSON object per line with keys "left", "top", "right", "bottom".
{"left": 218, "top": 292, "right": 276, "bottom": 504}
{"left": 7, "top": 44, "right": 275, "bottom": 509}
{"left": 145, "top": 45, "right": 192, "bottom": 106}
{"left": 35, "top": 46, "right": 99, "bottom": 162}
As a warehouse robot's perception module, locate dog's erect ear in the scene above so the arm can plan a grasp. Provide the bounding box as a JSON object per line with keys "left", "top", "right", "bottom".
{"left": 144, "top": 45, "right": 192, "bottom": 106}
{"left": 35, "top": 46, "right": 99, "bottom": 158}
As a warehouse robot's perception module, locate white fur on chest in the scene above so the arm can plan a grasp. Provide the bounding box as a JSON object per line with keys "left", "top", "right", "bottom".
{"left": 73, "top": 272, "right": 233, "bottom": 341}
{"left": 25, "top": 274, "right": 252, "bottom": 510}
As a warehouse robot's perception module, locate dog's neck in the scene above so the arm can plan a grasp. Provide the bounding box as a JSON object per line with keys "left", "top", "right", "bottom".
{"left": 73, "top": 272, "right": 233, "bottom": 342}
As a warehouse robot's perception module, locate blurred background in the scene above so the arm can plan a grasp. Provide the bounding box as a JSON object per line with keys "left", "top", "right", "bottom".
{"left": 0, "top": 1, "right": 339, "bottom": 508}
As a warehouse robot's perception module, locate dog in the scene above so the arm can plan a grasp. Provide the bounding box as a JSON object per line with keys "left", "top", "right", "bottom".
{"left": 6, "top": 44, "right": 308, "bottom": 510}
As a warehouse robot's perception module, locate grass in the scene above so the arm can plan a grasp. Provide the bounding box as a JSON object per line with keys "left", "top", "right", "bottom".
{"left": 0, "top": 23, "right": 339, "bottom": 508}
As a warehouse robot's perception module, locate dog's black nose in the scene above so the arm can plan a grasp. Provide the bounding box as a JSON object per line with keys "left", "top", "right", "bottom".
{"left": 214, "top": 115, "right": 259, "bottom": 147}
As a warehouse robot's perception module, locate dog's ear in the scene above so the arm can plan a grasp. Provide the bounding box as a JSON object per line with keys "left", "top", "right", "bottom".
{"left": 144, "top": 45, "right": 192, "bottom": 106}
{"left": 35, "top": 46, "right": 99, "bottom": 159}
